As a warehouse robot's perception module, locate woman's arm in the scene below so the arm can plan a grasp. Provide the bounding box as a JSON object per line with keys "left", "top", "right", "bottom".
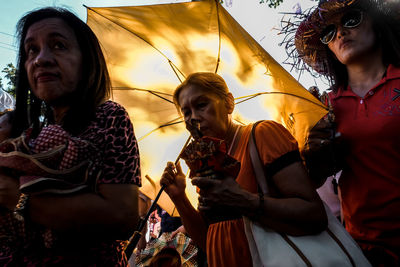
{"left": 189, "top": 121, "right": 327, "bottom": 236}
{"left": 192, "top": 162, "right": 327, "bottom": 236}
{"left": 6, "top": 103, "right": 141, "bottom": 241}
{"left": 246, "top": 161, "right": 327, "bottom": 235}
{"left": 161, "top": 161, "right": 208, "bottom": 250}
{"left": 28, "top": 184, "right": 139, "bottom": 240}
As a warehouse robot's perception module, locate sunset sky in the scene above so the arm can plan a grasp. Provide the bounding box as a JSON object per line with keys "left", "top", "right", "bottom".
{"left": 0, "top": 0, "right": 326, "bottom": 90}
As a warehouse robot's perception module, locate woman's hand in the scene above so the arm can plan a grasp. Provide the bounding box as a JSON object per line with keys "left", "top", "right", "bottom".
{"left": 303, "top": 118, "right": 337, "bottom": 154}
{"left": 160, "top": 162, "right": 209, "bottom": 250}
{"left": 192, "top": 172, "right": 250, "bottom": 212}
{"left": 170, "top": 225, "right": 186, "bottom": 238}
{"left": 302, "top": 118, "right": 344, "bottom": 187}
{"left": 160, "top": 161, "right": 186, "bottom": 200}
{"left": 0, "top": 172, "right": 20, "bottom": 210}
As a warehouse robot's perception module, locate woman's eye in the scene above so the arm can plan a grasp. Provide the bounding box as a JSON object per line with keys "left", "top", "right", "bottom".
{"left": 182, "top": 110, "right": 190, "bottom": 117}
{"left": 54, "top": 42, "right": 66, "bottom": 50}
{"left": 197, "top": 102, "right": 207, "bottom": 108}
{"left": 26, "top": 45, "right": 38, "bottom": 56}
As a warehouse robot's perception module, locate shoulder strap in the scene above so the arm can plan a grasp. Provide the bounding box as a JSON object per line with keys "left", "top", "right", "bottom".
{"left": 248, "top": 122, "right": 356, "bottom": 267}
{"left": 248, "top": 120, "right": 268, "bottom": 195}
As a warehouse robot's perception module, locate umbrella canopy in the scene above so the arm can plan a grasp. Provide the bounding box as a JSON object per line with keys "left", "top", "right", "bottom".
{"left": 86, "top": 0, "right": 328, "bottom": 215}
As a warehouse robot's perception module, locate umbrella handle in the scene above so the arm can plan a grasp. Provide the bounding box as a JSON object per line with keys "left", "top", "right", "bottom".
{"left": 124, "top": 230, "right": 142, "bottom": 259}
{"left": 125, "top": 184, "right": 166, "bottom": 259}
{"left": 124, "top": 135, "right": 192, "bottom": 259}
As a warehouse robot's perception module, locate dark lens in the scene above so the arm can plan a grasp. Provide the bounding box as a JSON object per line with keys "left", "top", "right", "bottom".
{"left": 320, "top": 24, "right": 336, "bottom": 44}
{"left": 342, "top": 10, "right": 362, "bottom": 28}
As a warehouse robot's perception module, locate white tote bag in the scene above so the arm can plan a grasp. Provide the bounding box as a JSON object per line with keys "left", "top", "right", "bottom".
{"left": 244, "top": 121, "right": 371, "bottom": 267}
{"left": 243, "top": 203, "right": 371, "bottom": 267}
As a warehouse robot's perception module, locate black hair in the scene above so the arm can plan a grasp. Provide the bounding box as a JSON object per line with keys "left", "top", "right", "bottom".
{"left": 326, "top": 1, "right": 400, "bottom": 91}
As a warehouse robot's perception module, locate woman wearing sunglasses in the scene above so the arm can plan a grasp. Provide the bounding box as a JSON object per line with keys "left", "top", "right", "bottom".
{"left": 283, "top": 0, "right": 400, "bottom": 265}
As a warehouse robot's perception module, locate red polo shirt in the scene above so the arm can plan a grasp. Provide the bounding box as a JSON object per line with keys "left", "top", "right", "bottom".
{"left": 329, "top": 65, "right": 400, "bottom": 255}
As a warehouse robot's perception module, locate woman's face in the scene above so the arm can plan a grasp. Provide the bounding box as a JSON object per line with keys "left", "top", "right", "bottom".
{"left": 327, "top": 13, "right": 378, "bottom": 65}
{"left": 178, "top": 85, "right": 231, "bottom": 139}
{"left": 24, "top": 18, "right": 83, "bottom": 106}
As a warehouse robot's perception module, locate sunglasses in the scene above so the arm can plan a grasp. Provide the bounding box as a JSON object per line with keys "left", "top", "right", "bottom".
{"left": 320, "top": 10, "right": 363, "bottom": 45}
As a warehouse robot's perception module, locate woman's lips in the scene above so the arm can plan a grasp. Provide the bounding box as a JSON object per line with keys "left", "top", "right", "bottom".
{"left": 339, "top": 39, "right": 352, "bottom": 50}
{"left": 35, "top": 72, "right": 58, "bottom": 83}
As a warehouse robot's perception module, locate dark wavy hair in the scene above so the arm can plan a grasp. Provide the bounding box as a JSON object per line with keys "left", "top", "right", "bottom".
{"left": 327, "top": 1, "right": 400, "bottom": 91}
{"left": 281, "top": 0, "right": 400, "bottom": 92}
{"left": 12, "top": 7, "right": 111, "bottom": 137}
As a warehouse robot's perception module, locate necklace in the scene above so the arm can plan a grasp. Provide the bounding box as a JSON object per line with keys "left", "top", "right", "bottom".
{"left": 227, "top": 125, "right": 241, "bottom": 155}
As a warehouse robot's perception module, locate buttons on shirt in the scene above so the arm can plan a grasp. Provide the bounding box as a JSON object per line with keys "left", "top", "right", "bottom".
{"left": 368, "top": 91, "right": 374, "bottom": 96}
{"left": 360, "top": 99, "right": 364, "bottom": 104}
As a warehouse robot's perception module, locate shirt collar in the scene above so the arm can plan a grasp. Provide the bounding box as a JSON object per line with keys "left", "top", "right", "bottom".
{"left": 385, "top": 64, "right": 400, "bottom": 81}
{"left": 330, "top": 64, "right": 400, "bottom": 100}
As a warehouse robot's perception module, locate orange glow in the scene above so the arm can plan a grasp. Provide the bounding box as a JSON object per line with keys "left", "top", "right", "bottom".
{"left": 87, "top": 0, "right": 328, "bottom": 215}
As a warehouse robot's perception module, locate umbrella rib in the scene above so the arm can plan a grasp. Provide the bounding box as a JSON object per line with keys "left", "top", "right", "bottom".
{"left": 235, "top": 94, "right": 260, "bottom": 104}
{"left": 149, "top": 91, "right": 174, "bottom": 104}
{"left": 138, "top": 119, "right": 183, "bottom": 142}
{"left": 113, "top": 86, "right": 171, "bottom": 96}
{"left": 112, "top": 86, "right": 174, "bottom": 104}
{"left": 214, "top": 0, "right": 222, "bottom": 73}
{"left": 168, "top": 60, "right": 184, "bottom": 83}
{"left": 84, "top": 5, "right": 186, "bottom": 84}
{"left": 235, "top": 92, "right": 328, "bottom": 110}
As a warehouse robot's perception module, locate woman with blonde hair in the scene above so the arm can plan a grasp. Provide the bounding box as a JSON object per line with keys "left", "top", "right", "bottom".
{"left": 160, "top": 72, "right": 327, "bottom": 266}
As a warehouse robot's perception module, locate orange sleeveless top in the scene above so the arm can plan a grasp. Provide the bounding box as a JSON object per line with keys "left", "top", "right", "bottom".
{"left": 206, "top": 121, "right": 298, "bottom": 267}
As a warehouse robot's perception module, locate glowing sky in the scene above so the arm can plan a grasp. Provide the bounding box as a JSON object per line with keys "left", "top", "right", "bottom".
{"left": 0, "top": 0, "right": 328, "bottom": 91}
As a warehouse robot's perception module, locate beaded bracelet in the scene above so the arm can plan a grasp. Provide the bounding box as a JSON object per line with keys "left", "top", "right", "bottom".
{"left": 13, "top": 193, "right": 29, "bottom": 221}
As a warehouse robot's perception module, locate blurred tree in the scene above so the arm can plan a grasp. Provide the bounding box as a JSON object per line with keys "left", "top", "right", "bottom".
{"left": 1, "top": 63, "right": 16, "bottom": 98}
{"left": 218, "top": 0, "right": 284, "bottom": 8}
{"left": 259, "top": 0, "right": 283, "bottom": 8}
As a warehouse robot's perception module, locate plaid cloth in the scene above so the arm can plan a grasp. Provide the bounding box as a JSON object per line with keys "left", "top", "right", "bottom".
{"left": 135, "top": 232, "right": 199, "bottom": 267}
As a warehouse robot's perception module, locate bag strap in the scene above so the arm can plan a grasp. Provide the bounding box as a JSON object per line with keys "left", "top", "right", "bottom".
{"left": 248, "top": 121, "right": 356, "bottom": 267}
{"left": 248, "top": 120, "right": 268, "bottom": 195}
{"left": 248, "top": 121, "right": 312, "bottom": 267}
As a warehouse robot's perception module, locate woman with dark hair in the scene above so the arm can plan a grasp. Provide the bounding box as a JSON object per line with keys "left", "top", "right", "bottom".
{"left": 12, "top": 7, "right": 111, "bottom": 137}
{"left": 283, "top": 0, "right": 400, "bottom": 265}
{"left": 0, "top": 7, "right": 141, "bottom": 266}
{"left": 160, "top": 72, "right": 327, "bottom": 266}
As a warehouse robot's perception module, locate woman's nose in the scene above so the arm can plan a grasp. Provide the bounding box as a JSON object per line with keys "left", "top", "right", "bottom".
{"left": 185, "top": 118, "right": 201, "bottom": 137}
{"left": 34, "top": 47, "right": 54, "bottom": 67}
{"left": 336, "top": 25, "right": 348, "bottom": 39}
{"left": 189, "top": 109, "right": 201, "bottom": 122}
{"left": 190, "top": 119, "right": 200, "bottom": 129}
